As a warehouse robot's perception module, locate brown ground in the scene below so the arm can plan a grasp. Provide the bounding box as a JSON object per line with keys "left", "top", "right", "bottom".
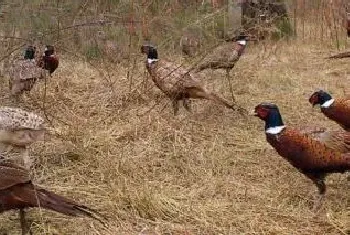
{"left": 0, "top": 38, "right": 349, "bottom": 234}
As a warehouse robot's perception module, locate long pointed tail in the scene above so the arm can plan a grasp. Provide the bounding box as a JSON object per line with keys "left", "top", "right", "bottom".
{"left": 206, "top": 92, "right": 234, "bottom": 109}
{"left": 32, "top": 186, "right": 106, "bottom": 225}
{"left": 328, "top": 51, "right": 350, "bottom": 59}
{"left": 193, "top": 61, "right": 214, "bottom": 73}
{"left": 193, "top": 65, "right": 205, "bottom": 73}
{"left": 185, "top": 87, "right": 247, "bottom": 114}
{"left": 205, "top": 93, "right": 247, "bottom": 115}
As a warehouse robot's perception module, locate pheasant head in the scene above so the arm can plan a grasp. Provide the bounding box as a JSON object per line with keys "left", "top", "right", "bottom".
{"left": 141, "top": 44, "right": 158, "bottom": 64}
{"left": 309, "top": 90, "right": 334, "bottom": 108}
{"left": 24, "top": 46, "right": 36, "bottom": 60}
{"left": 254, "top": 102, "right": 285, "bottom": 133}
{"left": 38, "top": 45, "right": 59, "bottom": 75}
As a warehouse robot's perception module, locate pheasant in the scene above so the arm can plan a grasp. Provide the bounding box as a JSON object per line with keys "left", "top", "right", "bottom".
{"left": 8, "top": 46, "right": 44, "bottom": 101}
{"left": 294, "top": 125, "right": 350, "bottom": 154}
{"left": 37, "top": 45, "right": 59, "bottom": 77}
{"left": 0, "top": 161, "right": 105, "bottom": 234}
{"left": 140, "top": 44, "right": 246, "bottom": 115}
{"left": 253, "top": 102, "right": 350, "bottom": 207}
{"left": 194, "top": 34, "right": 248, "bottom": 73}
{"left": 309, "top": 90, "right": 350, "bottom": 131}
{"left": 0, "top": 107, "right": 46, "bottom": 169}
{"left": 328, "top": 51, "right": 350, "bottom": 59}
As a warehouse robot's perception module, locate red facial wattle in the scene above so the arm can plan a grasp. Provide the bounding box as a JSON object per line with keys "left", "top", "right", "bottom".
{"left": 309, "top": 94, "right": 319, "bottom": 106}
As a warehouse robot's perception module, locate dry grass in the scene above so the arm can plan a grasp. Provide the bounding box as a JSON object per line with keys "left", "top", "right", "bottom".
{"left": 0, "top": 37, "right": 349, "bottom": 234}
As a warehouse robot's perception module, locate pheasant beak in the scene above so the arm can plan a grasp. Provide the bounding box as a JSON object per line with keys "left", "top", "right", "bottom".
{"left": 309, "top": 100, "right": 318, "bottom": 108}
{"left": 248, "top": 109, "right": 258, "bottom": 116}
{"left": 308, "top": 94, "right": 319, "bottom": 108}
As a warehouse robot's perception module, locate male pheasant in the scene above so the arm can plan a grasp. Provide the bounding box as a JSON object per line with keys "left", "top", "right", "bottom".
{"left": 309, "top": 90, "right": 350, "bottom": 131}
{"left": 37, "top": 45, "right": 59, "bottom": 76}
{"left": 253, "top": 102, "right": 350, "bottom": 207}
{"left": 8, "top": 46, "right": 44, "bottom": 101}
{"left": 141, "top": 44, "right": 246, "bottom": 115}
{"left": 0, "top": 162, "right": 105, "bottom": 234}
{"left": 293, "top": 125, "right": 350, "bottom": 154}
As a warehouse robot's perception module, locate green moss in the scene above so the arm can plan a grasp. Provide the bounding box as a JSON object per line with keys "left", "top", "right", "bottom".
{"left": 84, "top": 45, "right": 102, "bottom": 60}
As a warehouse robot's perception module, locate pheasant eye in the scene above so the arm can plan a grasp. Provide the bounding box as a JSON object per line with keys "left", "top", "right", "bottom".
{"left": 309, "top": 94, "right": 319, "bottom": 104}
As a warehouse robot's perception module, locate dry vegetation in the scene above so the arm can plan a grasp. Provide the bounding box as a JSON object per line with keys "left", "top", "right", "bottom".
{"left": 0, "top": 0, "right": 349, "bottom": 234}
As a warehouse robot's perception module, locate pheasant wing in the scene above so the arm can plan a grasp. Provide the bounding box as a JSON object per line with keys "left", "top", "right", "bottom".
{"left": 9, "top": 59, "right": 42, "bottom": 82}
{"left": 0, "top": 107, "right": 45, "bottom": 131}
{"left": 295, "top": 125, "right": 350, "bottom": 153}
{"left": 0, "top": 162, "right": 30, "bottom": 190}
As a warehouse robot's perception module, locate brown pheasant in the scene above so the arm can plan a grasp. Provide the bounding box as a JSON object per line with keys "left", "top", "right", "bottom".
{"left": 309, "top": 90, "right": 350, "bottom": 131}
{"left": 140, "top": 44, "right": 246, "bottom": 115}
{"left": 0, "top": 161, "right": 105, "bottom": 234}
{"left": 253, "top": 102, "right": 350, "bottom": 207}
{"left": 36, "top": 45, "right": 59, "bottom": 76}
{"left": 293, "top": 125, "right": 350, "bottom": 154}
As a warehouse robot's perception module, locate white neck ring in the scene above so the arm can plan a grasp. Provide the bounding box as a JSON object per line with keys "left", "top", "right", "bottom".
{"left": 321, "top": 99, "right": 334, "bottom": 108}
{"left": 266, "top": 125, "right": 286, "bottom": 134}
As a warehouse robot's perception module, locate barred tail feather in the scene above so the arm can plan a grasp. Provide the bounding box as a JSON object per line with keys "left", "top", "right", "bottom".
{"left": 328, "top": 52, "right": 350, "bottom": 59}
{"left": 35, "top": 187, "right": 107, "bottom": 225}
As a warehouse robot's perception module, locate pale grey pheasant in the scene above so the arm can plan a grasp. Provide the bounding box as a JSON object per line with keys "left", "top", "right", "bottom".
{"left": 0, "top": 107, "right": 46, "bottom": 169}
{"left": 8, "top": 46, "right": 44, "bottom": 102}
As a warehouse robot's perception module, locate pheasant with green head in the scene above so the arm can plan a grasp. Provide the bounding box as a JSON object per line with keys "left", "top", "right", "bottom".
{"left": 309, "top": 90, "right": 350, "bottom": 131}
{"left": 254, "top": 102, "right": 350, "bottom": 208}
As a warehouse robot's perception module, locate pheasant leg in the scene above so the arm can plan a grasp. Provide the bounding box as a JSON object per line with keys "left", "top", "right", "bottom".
{"left": 22, "top": 147, "right": 33, "bottom": 170}
{"left": 183, "top": 99, "right": 192, "bottom": 112}
{"left": 20, "top": 209, "right": 29, "bottom": 235}
{"left": 172, "top": 100, "right": 180, "bottom": 116}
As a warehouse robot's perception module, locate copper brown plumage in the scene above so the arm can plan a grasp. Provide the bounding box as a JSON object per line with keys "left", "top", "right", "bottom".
{"left": 37, "top": 45, "right": 59, "bottom": 76}
{"left": 253, "top": 102, "right": 350, "bottom": 207}
{"left": 292, "top": 125, "right": 350, "bottom": 154}
{"left": 309, "top": 90, "right": 350, "bottom": 131}
{"left": 140, "top": 44, "right": 246, "bottom": 115}
{"left": 0, "top": 162, "right": 105, "bottom": 234}
{"left": 305, "top": 128, "right": 350, "bottom": 154}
